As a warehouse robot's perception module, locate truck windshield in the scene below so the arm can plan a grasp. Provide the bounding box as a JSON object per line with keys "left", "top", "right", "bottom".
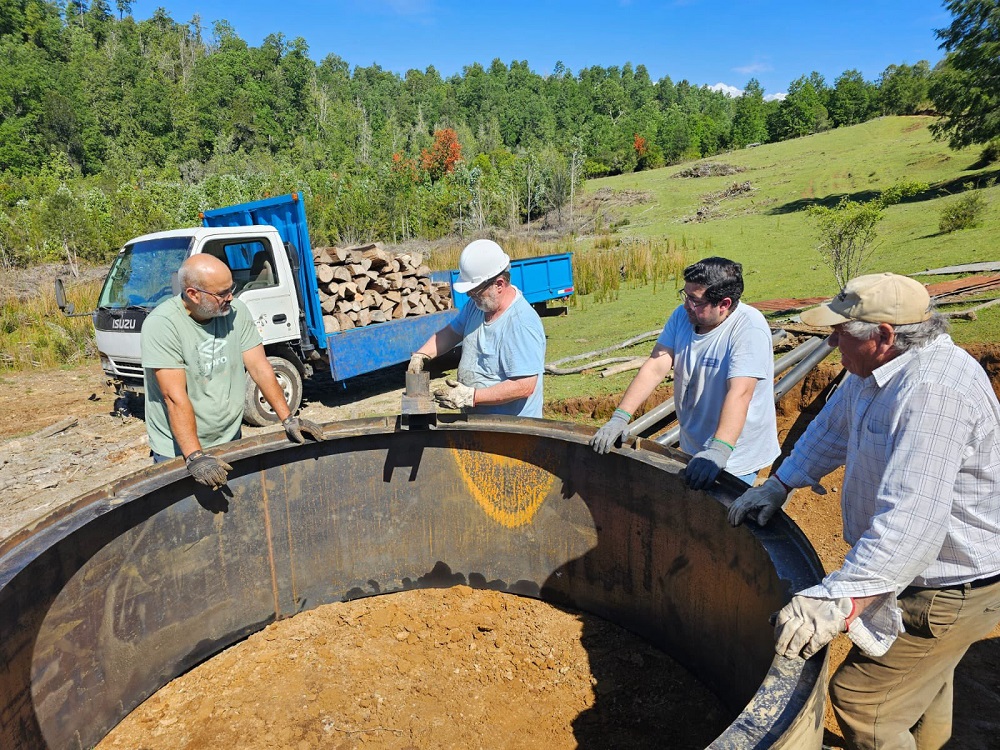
{"left": 97, "top": 237, "right": 192, "bottom": 309}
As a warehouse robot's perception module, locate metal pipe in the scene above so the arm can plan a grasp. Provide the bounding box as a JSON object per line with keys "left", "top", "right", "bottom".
{"left": 773, "top": 335, "right": 836, "bottom": 401}
{"left": 773, "top": 335, "right": 826, "bottom": 376}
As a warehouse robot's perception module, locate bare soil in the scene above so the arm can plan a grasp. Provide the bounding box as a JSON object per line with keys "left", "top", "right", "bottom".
{"left": 97, "top": 587, "right": 726, "bottom": 750}
{"left": 3, "top": 344, "right": 1000, "bottom": 749}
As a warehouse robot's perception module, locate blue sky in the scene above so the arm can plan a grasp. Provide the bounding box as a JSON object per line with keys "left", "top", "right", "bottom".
{"left": 131, "top": 0, "right": 950, "bottom": 99}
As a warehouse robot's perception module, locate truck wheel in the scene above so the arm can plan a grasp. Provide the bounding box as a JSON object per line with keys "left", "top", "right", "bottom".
{"left": 244, "top": 356, "right": 302, "bottom": 427}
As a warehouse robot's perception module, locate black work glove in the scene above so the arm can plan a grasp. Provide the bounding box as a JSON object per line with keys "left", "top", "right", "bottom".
{"left": 683, "top": 439, "right": 734, "bottom": 490}
{"left": 185, "top": 450, "right": 232, "bottom": 489}
{"left": 282, "top": 415, "right": 325, "bottom": 443}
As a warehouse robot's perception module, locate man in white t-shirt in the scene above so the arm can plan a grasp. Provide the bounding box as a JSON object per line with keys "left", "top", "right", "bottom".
{"left": 408, "top": 239, "right": 546, "bottom": 418}
{"left": 590, "top": 256, "right": 779, "bottom": 489}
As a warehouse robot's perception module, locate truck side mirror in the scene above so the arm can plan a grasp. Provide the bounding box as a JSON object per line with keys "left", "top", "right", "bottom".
{"left": 54, "top": 278, "right": 75, "bottom": 315}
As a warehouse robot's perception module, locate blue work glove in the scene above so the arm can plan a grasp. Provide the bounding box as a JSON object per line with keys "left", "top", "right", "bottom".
{"left": 775, "top": 595, "right": 853, "bottom": 659}
{"left": 727, "top": 476, "right": 788, "bottom": 527}
{"left": 282, "top": 415, "right": 325, "bottom": 443}
{"left": 591, "top": 409, "right": 631, "bottom": 454}
{"left": 683, "top": 439, "right": 733, "bottom": 490}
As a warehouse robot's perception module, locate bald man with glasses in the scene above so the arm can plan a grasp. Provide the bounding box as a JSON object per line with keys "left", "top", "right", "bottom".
{"left": 141, "top": 254, "right": 323, "bottom": 489}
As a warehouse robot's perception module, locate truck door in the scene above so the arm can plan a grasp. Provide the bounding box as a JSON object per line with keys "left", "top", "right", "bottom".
{"left": 200, "top": 236, "right": 300, "bottom": 345}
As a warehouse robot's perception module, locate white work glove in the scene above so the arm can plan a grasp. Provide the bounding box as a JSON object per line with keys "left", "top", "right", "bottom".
{"left": 408, "top": 352, "right": 431, "bottom": 374}
{"left": 433, "top": 379, "right": 476, "bottom": 409}
{"left": 775, "top": 595, "right": 853, "bottom": 659}
{"left": 591, "top": 409, "right": 631, "bottom": 454}
{"left": 684, "top": 439, "right": 733, "bottom": 490}
{"left": 727, "top": 475, "right": 788, "bottom": 527}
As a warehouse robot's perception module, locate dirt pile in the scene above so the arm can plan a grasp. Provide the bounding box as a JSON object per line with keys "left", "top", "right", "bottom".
{"left": 98, "top": 587, "right": 726, "bottom": 750}
{"left": 671, "top": 162, "right": 746, "bottom": 179}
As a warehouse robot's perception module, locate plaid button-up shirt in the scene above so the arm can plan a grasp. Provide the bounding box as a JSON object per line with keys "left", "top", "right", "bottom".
{"left": 778, "top": 334, "right": 1000, "bottom": 598}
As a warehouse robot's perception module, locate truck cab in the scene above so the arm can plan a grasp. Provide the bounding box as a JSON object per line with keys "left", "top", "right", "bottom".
{"left": 94, "top": 224, "right": 306, "bottom": 423}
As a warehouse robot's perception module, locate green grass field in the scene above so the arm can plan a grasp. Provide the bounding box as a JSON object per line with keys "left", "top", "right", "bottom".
{"left": 4, "top": 115, "right": 998, "bottom": 418}
{"left": 537, "top": 115, "right": 1000, "bottom": 408}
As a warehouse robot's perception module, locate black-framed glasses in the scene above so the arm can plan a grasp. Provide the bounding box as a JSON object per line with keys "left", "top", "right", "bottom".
{"left": 192, "top": 283, "right": 237, "bottom": 302}
{"left": 678, "top": 289, "right": 712, "bottom": 309}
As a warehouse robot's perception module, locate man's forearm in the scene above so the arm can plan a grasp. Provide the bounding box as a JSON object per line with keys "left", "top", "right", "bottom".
{"left": 714, "top": 378, "right": 756, "bottom": 446}
{"left": 164, "top": 396, "right": 202, "bottom": 458}
{"left": 417, "top": 328, "right": 462, "bottom": 360}
{"left": 473, "top": 376, "right": 537, "bottom": 406}
{"left": 618, "top": 360, "right": 671, "bottom": 415}
{"left": 252, "top": 369, "right": 292, "bottom": 421}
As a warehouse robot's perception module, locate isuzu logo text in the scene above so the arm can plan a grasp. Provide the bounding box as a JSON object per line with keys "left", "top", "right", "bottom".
{"left": 111, "top": 318, "right": 137, "bottom": 330}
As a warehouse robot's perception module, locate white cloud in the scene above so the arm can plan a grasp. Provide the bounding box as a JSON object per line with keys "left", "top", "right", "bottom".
{"left": 765, "top": 92, "right": 787, "bottom": 102}
{"left": 734, "top": 62, "right": 773, "bottom": 75}
{"left": 708, "top": 82, "right": 743, "bottom": 98}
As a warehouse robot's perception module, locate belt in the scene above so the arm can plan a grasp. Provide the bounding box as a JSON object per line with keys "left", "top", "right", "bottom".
{"left": 968, "top": 572, "right": 1000, "bottom": 589}
{"left": 902, "top": 572, "right": 1000, "bottom": 596}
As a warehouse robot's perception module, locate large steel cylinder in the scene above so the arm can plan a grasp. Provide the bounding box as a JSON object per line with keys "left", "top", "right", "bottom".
{"left": 0, "top": 416, "right": 827, "bottom": 748}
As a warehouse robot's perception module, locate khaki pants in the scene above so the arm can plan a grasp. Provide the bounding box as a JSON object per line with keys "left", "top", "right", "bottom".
{"left": 830, "top": 579, "right": 1000, "bottom": 750}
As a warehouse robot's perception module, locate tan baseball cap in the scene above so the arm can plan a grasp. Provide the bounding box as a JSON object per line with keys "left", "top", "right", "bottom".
{"left": 800, "top": 273, "right": 932, "bottom": 327}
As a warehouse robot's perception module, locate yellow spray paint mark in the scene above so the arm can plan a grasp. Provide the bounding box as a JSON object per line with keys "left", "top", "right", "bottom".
{"left": 450, "top": 442, "right": 555, "bottom": 528}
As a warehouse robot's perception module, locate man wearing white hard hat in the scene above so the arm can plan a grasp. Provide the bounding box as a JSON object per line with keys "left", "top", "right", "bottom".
{"left": 729, "top": 272, "right": 1000, "bottom": 750}
{"left": 409, "top": 239, "right": 546, "bottom": 417}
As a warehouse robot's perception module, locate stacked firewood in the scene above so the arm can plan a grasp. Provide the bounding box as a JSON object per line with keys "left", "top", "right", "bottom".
{"left": 311, "top": 243, "right": 453, "bottom": 333}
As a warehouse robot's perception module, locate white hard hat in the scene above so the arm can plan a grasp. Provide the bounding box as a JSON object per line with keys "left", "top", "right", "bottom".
{"left": 452, "top": 239, "right": 511, "bottom": 293}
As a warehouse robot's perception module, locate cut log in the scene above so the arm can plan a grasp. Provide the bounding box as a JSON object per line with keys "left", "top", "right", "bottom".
{"left": 323, "top": 314, "right": 340, "bottom": 333}
{"left": 316, "top": 265, "right": 335, "bottom": 284}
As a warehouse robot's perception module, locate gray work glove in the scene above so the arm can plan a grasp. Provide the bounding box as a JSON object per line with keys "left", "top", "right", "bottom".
{"left": 408, "top": 352, "right": 431, "bottom": 374}
{"left": 185, "top": 450, "right": 232, "bottom": 489}
{"left": 282, "top": 415, "right": 325, "bottom": 443}
{"left": 433, "top": 379, "right": 476, "bottom": 410}
{"left": 727, "top": 475, "right": 788, "bottom": 527}
{"left": 775, "top": 595, "right": 853, "bottom": 659}
{"left": 591, "top": 411, "right": 630, "bottom": 454}
{"left": 684, "top": 439, "right": 734, "bottom": 490}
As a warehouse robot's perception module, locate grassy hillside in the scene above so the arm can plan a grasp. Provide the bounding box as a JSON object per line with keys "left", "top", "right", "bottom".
{"left": 536, "top": 116, "right": 1000, "bottom": 409}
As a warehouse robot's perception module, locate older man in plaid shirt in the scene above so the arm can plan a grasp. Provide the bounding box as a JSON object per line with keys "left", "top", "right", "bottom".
{"left": 728, "top": 272, "right": 1000, "bottom": 750}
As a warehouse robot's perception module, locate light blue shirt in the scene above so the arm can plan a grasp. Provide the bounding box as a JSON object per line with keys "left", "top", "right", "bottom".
{"left": 657, "top": 302, "right": 779, "bottom": 475}
{"left": 450, "top": 288, "right": 546, "bottom": 417}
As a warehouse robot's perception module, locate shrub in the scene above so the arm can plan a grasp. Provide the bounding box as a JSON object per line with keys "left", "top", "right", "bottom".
{"left": 878, "top": 180, "right": 928, "bottom": 207}
{"left": 939, "top": 184, "right": 988, "bottom": 233}
{"left": 980, "top": 140, "right": 1000, "bottom": 166}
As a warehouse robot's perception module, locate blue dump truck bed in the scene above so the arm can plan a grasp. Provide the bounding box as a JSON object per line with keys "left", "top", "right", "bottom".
{"left": 203, "top": 193, "right": 575, "bottom": 383}
{"left": 444, "top": 252, "right": 575, "bottom": 310}
{"left": 327, "top": 253, "right": 573, "bottom": 382}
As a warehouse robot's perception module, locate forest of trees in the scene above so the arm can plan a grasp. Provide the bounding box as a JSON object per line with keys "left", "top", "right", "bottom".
{"left": 0, "top": 0, "right": 964, "bottom": 267}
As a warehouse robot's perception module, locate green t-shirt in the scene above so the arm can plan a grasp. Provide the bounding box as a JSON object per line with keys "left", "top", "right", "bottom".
{"left": 141, "top": 296, "right": 262, "bottom": 457}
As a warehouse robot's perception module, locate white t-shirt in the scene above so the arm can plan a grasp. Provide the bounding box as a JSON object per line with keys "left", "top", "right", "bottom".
{"left": 657, "top": 302, "right": 779, "bottom": 475}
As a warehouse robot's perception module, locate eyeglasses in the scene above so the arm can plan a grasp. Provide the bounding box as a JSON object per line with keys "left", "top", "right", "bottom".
{"left": 678, "top": 289, "right": 713, "bottom": 309}
{"left": 469, "top": 278, "right": 499, "bottom": 299}
{"left": 192, "top": 283, "right": 237, "bottom": 303}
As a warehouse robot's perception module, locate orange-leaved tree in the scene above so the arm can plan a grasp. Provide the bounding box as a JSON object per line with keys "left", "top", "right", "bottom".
{"left": 633, "top": 134, "right": 648, "bottom": 157}
{"left": 421, "top": 129, "right": 462, "bottom": 182}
